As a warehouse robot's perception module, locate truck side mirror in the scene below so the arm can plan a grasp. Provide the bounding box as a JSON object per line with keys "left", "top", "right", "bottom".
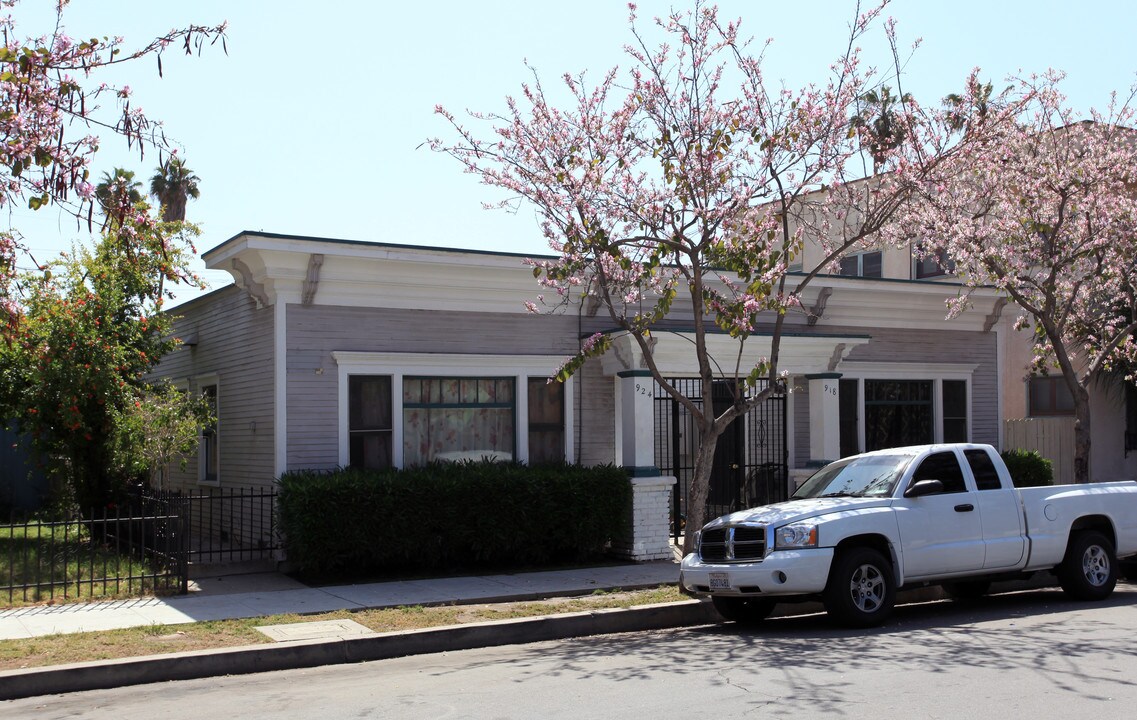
{"left": 904, "top": 479, "right": 945, "bottom": 498}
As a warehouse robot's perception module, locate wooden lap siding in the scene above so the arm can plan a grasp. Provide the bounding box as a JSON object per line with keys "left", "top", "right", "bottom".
{"left": 152, "top": 286, "right": 276, "bottom": 491}
{"left": 283, "top": 304, "right": 618, "bottom": 471}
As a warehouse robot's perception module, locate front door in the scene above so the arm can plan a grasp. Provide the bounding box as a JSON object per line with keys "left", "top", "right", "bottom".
{"left": 893, "top": 450, "right": 985, "bottom": 579}
{"left": 709, "top": 381, "right": 746, "bottom": 514}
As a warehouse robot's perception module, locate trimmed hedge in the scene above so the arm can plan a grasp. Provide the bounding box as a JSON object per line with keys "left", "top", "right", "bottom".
{"left": 1000, "top": 449, "right": 1054, "bottom": 487}
{"left": 277, "top": 461, "right": 631, "bottom": 580}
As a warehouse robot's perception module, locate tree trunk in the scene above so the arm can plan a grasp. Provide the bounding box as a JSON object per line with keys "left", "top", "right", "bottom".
{"left": 1072, "top": 383, "right": 1092, "bottom": 484}
{"left": 681, "top": 427, "right": 722, "bottom": 556}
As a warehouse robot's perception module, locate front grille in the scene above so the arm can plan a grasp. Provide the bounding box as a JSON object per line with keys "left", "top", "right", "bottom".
{"left": 699, "top": 524, "right": 766, "bottom": 563}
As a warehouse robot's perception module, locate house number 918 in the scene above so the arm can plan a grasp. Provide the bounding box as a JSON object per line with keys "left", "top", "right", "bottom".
{"left": 823, "top": 383, "right": 837, "bottom": 396}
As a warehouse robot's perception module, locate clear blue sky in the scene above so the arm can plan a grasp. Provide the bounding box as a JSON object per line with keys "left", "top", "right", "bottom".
{"left": 6, "top": 0, "right": 1136, "bottom": 305}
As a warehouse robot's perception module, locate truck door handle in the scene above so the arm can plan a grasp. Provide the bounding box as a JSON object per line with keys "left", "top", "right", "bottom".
{"left": 954, "top": 504, "right": 975, "bottom": 512}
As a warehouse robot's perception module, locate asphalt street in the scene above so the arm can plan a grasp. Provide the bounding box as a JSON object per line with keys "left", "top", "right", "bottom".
{"left": 6, "top": 587, "right": 1137, "bottom": 719}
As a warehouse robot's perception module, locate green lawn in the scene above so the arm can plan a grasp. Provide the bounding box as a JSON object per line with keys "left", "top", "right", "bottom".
{"left": 0, "top": 520, "right": 178, "bottom": 607}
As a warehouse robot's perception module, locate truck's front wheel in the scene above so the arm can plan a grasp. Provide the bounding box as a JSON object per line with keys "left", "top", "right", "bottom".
{"left": 1058, "top": 531, "right": 1117, "bottom": 601}
{"left": 823, "top": 547, "right": 896, "bottom": 628}
{"left": 711, "top": 596, "right": 776, "bottom": 624}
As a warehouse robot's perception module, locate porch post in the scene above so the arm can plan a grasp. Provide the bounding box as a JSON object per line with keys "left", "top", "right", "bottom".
{"left": 609, "top": 368, "right": 676, "bottom": 561}
{"left": 616, "top": 370, "right": 658, "bottom": 475}
{"left": 806, "top": 372, "right": 842, "bottom": 467}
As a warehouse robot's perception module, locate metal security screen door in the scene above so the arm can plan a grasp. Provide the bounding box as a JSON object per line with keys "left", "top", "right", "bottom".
{"left": 654, "top": 378, "right": 788, "bottom": 539}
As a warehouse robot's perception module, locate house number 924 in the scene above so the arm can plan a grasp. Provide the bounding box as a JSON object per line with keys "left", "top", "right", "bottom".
{"left": 636, "top": 382, "right": 653, "bottom": 397}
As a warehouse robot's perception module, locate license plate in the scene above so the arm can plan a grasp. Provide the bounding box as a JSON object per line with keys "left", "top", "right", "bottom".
{"left": 709, "top": 572, "right": 731, "bottom": 591}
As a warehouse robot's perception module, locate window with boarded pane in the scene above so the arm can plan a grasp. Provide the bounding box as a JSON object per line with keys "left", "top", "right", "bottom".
{"left": 349, "top": 375, "right": 393, "bottom": 470}
{"left": 527, "top": 378, "right": 565, "bottom": 465}
{"left": 942, "top": 380, "right": 968, "bottom": 443}
{"left": 864, "top": 380, "right": 933, "bottom": 451}
{"left": 403, "top": 377, "right": 515, "bottom": 466}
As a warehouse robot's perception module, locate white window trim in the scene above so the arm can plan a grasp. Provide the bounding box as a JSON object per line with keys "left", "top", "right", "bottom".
{"left": 332, "top": 352, "right": 575, "bottom": 468}
{"left": 836, "top": 361, "right": 977, "bottom": 451}
{"left": 195, "top": 373, "right": 221, "bottom": 486}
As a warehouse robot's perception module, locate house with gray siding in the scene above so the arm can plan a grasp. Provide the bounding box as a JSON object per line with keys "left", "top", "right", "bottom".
{"left": 152, "top": 231, "right": 1019, "bottom": 556}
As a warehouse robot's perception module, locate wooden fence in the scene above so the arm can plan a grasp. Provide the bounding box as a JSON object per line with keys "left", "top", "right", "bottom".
{"left": 1003, "top": 417, "right": 1076, "bottom": 484}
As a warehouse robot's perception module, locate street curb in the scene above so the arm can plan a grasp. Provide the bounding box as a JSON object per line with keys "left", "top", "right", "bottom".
{"left": 0, "top": 600, "right": 719, "bottom": 701}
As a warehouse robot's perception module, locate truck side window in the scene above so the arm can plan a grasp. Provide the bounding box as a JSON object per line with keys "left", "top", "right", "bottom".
{"left": 910, "top": 452, "right": 967, "bottom": 493}
{"left": 964, "top": 449, "right": 1002, "bottom": 490}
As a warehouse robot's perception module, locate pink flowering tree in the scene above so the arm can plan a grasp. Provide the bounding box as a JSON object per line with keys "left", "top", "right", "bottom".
{"left": 432, "top": 2, "right": 1016, "bottom": 549}
{"left": 0, "top": 1, "right": 225, "bottom": 508}
{"left": 888, "top": 73, "right": 1137, "bottom": 484}
{"left": 1, "top": 0, "right": 225, "bottom": 313}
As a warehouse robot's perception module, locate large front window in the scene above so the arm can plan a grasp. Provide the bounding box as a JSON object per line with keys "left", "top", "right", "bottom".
{"left": 335, "top": 352, "right": 573, "bottom": 469}
{"left": 836, "top": 366, "right": 974, "bottom": 455}
{"left": 864, "top": 380, "right": 934, "bottom": 451}
{"left": 403, "top": 377, "right": 515, "bottom": 465}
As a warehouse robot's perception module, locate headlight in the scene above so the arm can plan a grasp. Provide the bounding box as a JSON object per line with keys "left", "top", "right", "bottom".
{"left": 693, "top": 530, "right": 702, "bottom": 553}
{"left": 774, "top": 523, "right": 818, "bottom": 549}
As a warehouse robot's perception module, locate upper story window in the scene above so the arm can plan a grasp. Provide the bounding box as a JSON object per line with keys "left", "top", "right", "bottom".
{"left": 1028, "top": 376, "right": 1074, "bottom": 417}
{"left": 838, "top": 250, "right": 882, "bottom": 278}
{"left": 914, "top": 247, "right": 956, "bottom": 279}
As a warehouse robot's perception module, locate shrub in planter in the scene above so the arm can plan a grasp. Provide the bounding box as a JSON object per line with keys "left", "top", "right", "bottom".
{"left": 1000, "top": 449, "right": 1054, "bottom": 487}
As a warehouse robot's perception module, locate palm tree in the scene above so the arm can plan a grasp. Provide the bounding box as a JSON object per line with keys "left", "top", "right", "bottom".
{"left": 149, "top": 157, "right": 200, "bottom": 222}
{"left": 94, "top": 168, "right": 143, "bottom": 226}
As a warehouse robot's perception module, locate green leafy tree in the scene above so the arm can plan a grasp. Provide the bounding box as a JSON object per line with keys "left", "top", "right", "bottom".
{"left": 0, "top": 2, "right": 224, "bottom": 510}
{"left": 0, "top": 204, "right": 204, "bottom": 509}
{"left": 111, "top": 382, "right": 214, "bottom": 490}
{"left": 149, "top": 157, "right": 201, "bottom": 222}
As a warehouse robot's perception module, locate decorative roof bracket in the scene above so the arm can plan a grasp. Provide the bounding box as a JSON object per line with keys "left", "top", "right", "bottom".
{"left": 807, "top": 287, "right": 833, "bottom": 327}
{"left": 231, "top": 258, "right": 270, "bottom": 308}
{"left": 302, "top": 254, "right": 324, "bottom": 305}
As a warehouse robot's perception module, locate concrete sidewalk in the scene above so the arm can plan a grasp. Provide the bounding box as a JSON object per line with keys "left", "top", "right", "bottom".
{"left": 0, "top": 560, "right": 682, "bottom": 640}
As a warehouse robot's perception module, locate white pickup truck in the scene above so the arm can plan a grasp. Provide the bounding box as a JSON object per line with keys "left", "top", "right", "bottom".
{"left": 679, "top": 443, "right": 1137, "bottom": 627}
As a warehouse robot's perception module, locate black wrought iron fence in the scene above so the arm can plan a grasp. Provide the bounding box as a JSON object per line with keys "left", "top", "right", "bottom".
{"left": 1, "top": 486, "right": 280, "bottom": 606}
{"left": 146, "top": 486, "right": 280, "bottom": 565}
{"left": 0, "top": 503, "right": 186, "bottom": 606}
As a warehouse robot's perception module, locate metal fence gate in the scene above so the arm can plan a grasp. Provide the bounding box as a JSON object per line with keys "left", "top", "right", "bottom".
{"left": 654, "top": 378, "right": 788, "bottom": 540}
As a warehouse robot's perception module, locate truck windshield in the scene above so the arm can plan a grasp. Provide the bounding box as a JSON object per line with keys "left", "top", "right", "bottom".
{"left": 792, "top": 453, "right": 916, "bottom": 499}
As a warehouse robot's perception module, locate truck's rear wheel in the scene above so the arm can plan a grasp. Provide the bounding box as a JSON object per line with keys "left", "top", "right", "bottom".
{"left": 823, "top": 547, "right": 896, "bottom": 628}
{"left": 711, "top": 596, "right": 776, "bottom": 624}
{"left": 1058, "top": 530, "right": 1117, "bottom": 601}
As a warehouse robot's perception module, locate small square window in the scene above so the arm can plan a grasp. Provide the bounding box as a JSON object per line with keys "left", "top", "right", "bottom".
{"left": 1028, "top": 376, "right": 1074, "bottom": 417}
